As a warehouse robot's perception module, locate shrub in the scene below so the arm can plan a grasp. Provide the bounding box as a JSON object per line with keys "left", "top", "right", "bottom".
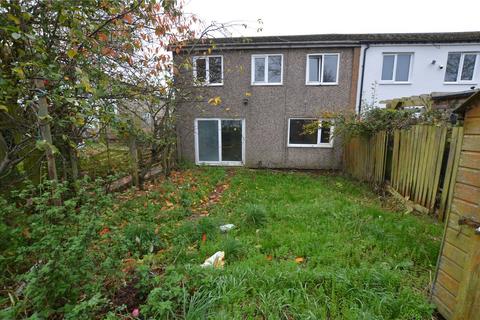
{"left": 333, "top": 107, "right": 448, "bottom": 139}
{"left": 244, "top": 204, "right": 267, "bottom": 227}
{"left": 0, "top": 178, "right": 119, "bottom": 318}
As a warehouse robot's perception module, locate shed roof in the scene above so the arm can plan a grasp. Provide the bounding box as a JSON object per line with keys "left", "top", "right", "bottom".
{"left": 431, "top": 89, "right": 479, "bottom": 101}
{"left": 453, "top": 91, "right": 480, "bottom": 115}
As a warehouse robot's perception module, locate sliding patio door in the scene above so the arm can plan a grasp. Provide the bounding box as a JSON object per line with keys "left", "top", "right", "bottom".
{"left": 195, "top": 119, "right": 244, "bottom": 165}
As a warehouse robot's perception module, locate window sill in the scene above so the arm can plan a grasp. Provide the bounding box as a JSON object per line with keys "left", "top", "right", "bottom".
{"left": 193, "top": 83, "right": 224, "bottom": 87}
{"left": 287, "top": 144, "right": 333, "bottom": 148}
{"left": 251, "top": 82, "right": 283, "bottom": 86}
{"left": 378, "top": 81, "right": 412, "bottom": 85}
{"left": 443, "top": 81, "right": 478, "bottom": 85}
{"left": 196, "top": 161, "right": 243, "bottom": 166}
{"left": 306, "top": 82, "right": 339, "bottom": 86}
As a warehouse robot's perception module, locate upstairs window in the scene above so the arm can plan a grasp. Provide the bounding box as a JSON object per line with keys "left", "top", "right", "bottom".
{"left": 444, "top": 52, "right": 478, "bottom": 83}
{"left": 193, "top": 56, "right": 223, "bottom": 85}
{"left": 251, "top": 54, "right": 283, "bottom": 85}
{"left": 381, "top": 53, "right": 412, "bottom": 82}
{"left": 306, "top": 53, "right": 339, "bottom": 85}
{"left": 288, "top": 118, "right": 333, "bottom": 148}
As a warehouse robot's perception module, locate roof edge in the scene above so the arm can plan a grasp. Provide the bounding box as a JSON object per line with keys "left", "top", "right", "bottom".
{"left": 453, "top": 91, "right": 480, "bottom": 114}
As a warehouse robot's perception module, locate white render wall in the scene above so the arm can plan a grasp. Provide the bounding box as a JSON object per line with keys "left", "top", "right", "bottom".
{"left": 359, "top": 43, "right": 480, "bottom": 109}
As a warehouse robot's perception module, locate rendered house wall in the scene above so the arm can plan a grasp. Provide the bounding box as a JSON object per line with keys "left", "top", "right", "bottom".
{"left": 175, "top": 47, "right": 360, "bottom": 169}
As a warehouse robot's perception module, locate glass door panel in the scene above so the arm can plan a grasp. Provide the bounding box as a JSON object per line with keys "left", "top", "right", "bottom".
{"left": 197, "top": 120, "right": 219, "bottom": 161}
{"left": 221, "top": 120, "right": 242, "bottom": 162}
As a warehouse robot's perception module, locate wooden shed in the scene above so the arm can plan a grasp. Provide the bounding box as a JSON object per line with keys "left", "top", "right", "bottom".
{"left": 431, "top": 91, "right": 480, "bottom": 320}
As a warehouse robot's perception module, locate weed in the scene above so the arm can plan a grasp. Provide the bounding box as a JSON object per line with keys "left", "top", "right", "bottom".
{"left": 123, "top": 224, "right": 164, "bottom": 257}
{"left": 244, "top": 203, "right": 268, "bottom": 227}
{"left": 222, "top": 237, "right": 244, "bottom": 261}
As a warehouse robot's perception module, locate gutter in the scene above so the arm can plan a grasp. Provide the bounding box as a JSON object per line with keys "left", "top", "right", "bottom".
{"left": 173, "top": 38, "right": 480, "bottom": 53}
{"left": 357, "top": 44, "right": 370, "bottom": 114}
{"left": 179, "top": 42, "right": 362, "bottom": 52}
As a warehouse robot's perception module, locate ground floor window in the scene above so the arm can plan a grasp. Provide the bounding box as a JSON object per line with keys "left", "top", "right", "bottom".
{"left": 195, "top": 119, "right": 244, "bottom": 165}
{"left": 287, "top": 118, "right": 333, "bottom": 148}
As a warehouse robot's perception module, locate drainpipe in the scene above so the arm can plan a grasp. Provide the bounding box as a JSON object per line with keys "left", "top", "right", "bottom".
{"left": 357, "top": 44, "right": 370, "bottom": 115}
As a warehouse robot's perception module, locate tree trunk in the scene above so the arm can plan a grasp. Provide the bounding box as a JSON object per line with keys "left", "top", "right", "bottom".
{"left": 69, "top": 146, "right": 79, "bottom": 181}
{"left": 34, "top": 79, "right": 58, "bottom": 182}
{"left": 103, "top": 126, "right": 113, "bottom": 174}
{"left": 34, "top": 78, "right": 61, "bottom": 205}
{"left": 128, "top": 133, "right": 139, "bottom": 188}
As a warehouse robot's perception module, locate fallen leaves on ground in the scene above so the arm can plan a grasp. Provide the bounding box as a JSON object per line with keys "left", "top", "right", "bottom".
{"left": 295, "top": 257, "right": 305, "bottom": 264}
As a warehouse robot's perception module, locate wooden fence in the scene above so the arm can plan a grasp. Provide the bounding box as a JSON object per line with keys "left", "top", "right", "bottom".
{"left": 344, "top": 124, "right": 462, "bottom": 218}
{"left": 343, "top": 131, "right": 388, "bottom": 184}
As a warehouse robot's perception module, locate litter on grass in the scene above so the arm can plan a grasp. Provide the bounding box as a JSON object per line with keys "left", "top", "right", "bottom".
{"left": 219, "top": 224, "right": 235, "bottom": 232}
{"left": 201, "top": 251, "right": 225, "bottom": 269}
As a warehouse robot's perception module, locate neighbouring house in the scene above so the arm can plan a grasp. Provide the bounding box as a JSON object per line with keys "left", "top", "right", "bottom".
{"left": 172, "top": 32, "right": 480, "bottom": 169}
{"left": 359, "top": 32, "right": 480, "bottom": 110}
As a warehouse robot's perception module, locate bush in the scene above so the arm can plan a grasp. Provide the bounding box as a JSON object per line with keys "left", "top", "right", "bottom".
{"left": 0, "top": 178, "right": 120, "bottom": 318}
{"left": 244, "top": 204, "right": 267, "bottom": 227}
{"left": 333, "top": 107, "right": 448, "bottom": 138}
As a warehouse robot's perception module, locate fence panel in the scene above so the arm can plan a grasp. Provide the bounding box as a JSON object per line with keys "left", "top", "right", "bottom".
{"left": 344, "top": 124, "right": 457, "bottom": 216}
{"left": 390, "top": 125, "right": 447, "bottom": 212}
{"left": 343, "top": 131, "right": 388, "bottom": 183}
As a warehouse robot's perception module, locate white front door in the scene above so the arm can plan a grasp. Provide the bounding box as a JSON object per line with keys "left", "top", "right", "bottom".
{"left": 195, "top": 119, "right": 245, "bottom": 166}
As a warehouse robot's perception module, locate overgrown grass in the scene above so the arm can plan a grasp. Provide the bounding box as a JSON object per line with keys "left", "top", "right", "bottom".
{"left": 159, "top": 169, "right": 442, "bottom": 319}
{"left": 1, "top": 168, "right": 443, "bottom": 319}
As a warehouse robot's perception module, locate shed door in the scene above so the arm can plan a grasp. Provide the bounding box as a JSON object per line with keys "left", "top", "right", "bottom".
{"left": 432, "top": 106, "right": 480, "bottom": 320}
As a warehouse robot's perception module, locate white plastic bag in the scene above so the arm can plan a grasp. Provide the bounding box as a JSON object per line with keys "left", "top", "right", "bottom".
{"left": 200, "top": 251, "right": 225, "bottom": 268}
{"left": 219, "top": 224, "right": 235, "bottom": 232}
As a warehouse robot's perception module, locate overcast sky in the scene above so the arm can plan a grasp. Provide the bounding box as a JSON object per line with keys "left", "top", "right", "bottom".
{"left": 185, "top": 0, "right": 480, "bottom": 37}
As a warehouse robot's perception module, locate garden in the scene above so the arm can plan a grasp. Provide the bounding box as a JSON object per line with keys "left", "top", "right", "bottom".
{"left": 1, "top": 166, "right": 443, "bottom": 319}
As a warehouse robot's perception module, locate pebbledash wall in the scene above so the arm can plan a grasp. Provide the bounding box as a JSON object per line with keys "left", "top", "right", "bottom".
{"left": 175, "top": 47, "right": 360, "bottom": 169}
{"left": 360, "top": 43, "right": 480, "bottom": 109}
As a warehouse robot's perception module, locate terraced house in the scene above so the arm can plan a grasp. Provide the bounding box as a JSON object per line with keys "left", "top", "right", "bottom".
{"left": 173, "top": 32, "right": 480, "bottom": 169}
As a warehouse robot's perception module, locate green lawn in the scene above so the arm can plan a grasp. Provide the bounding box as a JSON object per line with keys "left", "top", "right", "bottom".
{"left": 0, "top": 167, "right": 443, "bottom": 319}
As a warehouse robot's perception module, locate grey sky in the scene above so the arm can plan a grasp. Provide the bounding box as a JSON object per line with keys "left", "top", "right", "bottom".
{"left": 185, "top": 0, "right": 480, "bottom": 37}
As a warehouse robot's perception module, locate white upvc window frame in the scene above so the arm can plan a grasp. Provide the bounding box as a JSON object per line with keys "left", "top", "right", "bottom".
{"left": 305, "top": 53, "right": 340, "bottom": 85}
{"left": 194, "top": 118, "right": 245, "bottom": 166}
{"left": 287, "top": 118, "right": 334, "bottom": 148}
{"left": 443, "top": 52, "right": 479, "bottom": 84}
{"left": 251, "top": 54, "right": 284, "bottom": 86}
{"left": 192, "top": 55, "right": 224, "bottom": 86}
{"left": 380, "top": 52, "right": 413, "bottom": 84}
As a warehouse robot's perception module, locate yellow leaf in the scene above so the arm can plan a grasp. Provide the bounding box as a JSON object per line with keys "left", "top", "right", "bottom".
{"left": 7, "top": 14, "right": 20, "bottom": 25}
{"left": 295, "top": 257, "right": 304, "bottom": 264}
{"left": 67, "top": 48, "right": 77, "bottom": 59}
{"left": 0, "top": 105, "right": 8, "bottom": 112}
{"left": 13, "top": 67, "right": 25, "bottom": 79}
{"left": 75, "top": 117, "right": 85, "bottom": 126}
{"left": 208, "top": 96, "right": 222, "bottom": 106}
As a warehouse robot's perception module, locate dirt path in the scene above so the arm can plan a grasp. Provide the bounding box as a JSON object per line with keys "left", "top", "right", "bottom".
{"left": 189, "top": 169, "right": 236, "bottom": 220}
